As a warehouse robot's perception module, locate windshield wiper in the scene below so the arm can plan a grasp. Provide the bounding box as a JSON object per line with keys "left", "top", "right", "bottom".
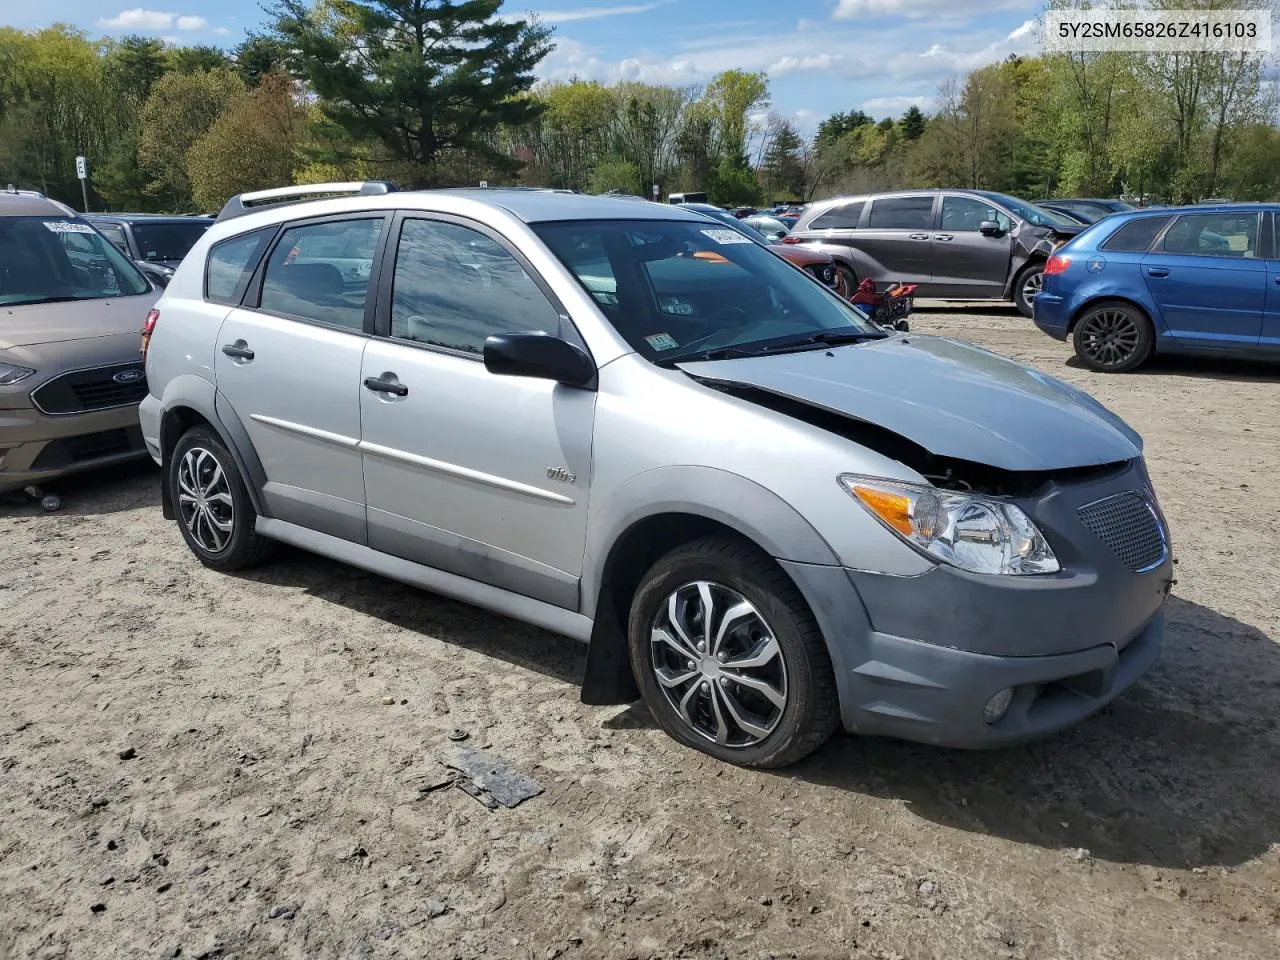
{"left": 6, "top": 295, "right": 83, "bottom": 306}
{"left": 765, "top": 329, "right": 887, "bottom": 354}
{"left": 662, "top": 345, "right": 759, "bottom": 365}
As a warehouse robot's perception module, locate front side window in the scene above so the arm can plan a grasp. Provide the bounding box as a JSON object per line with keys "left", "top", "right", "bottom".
{"left": 0, "top": 217, "right": 150, "bottom": 307}
{"left": 259, "top": 218, "right": 385, "bottom": 331}
{"left": 941, "top": 196, "right": 1008, "bottom": 232}
{"left": 131, "top": 220, "right": 210, "bottom": 263}
{"left": 390, "top": 218, "right": 561, "bottom": 355}
{"left": 1160, "top": 213, "right": 1259, "bottom": 258}
{"left": 535, "top": 218, "right": 882, "bottom": 364}
{"left": 867, "top": 196, "right": 934, "bottom": 230}
{"left": 810, "top": 201, "right": 864, "bottom": 230}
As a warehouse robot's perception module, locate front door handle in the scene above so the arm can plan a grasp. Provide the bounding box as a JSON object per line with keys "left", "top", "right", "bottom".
{"left": 364, "top": 375, "right": 408, "bottom": 397}
{"left": 221, "top": 342, "right": 254, "bottom": 361}
{"left": 933, "top": 234, "right": 954, "bottom": 241}
{"left": 1146, "top": 267, "right": 1170, "bottom": 278}
{"left": 909, "top": 233, "right": 930, "bottom": 240}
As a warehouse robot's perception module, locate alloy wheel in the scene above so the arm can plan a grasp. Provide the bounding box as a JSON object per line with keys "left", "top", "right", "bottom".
{"left": 1021, "top": 269, "right": 1043, "bottom": 304}
{"left": 649, "top": 581, "right": 788, "bottom": 748}
{"left": 176, "top": 447, "right": 235, "bottom": 553}
{"left": 1078, "top": 309, "right": 1141, "bottom": 368}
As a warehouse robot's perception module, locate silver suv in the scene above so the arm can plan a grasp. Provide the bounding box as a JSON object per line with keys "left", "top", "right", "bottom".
{"left": 140, "top": 182, "right": 1173, "bottom": 768}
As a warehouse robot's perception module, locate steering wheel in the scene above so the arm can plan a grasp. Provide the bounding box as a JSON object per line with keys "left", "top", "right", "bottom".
{"left": 670, "top": 305, "right": 750, "bottom": 355}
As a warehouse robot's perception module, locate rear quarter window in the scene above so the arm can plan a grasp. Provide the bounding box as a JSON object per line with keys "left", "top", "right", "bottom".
{"left": 1100, "top": 216, "right": 1173, "bottom": 253}
{"left": 205, "top": 227, "right": 274, "bottom": 304}
{"left": 808, "top": 201, "right": 864, "bottom": 230}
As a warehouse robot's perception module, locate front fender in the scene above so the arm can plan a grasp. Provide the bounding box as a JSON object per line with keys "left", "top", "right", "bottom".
{"left": 580, "top": 465, "right": 841, "bottom": 621}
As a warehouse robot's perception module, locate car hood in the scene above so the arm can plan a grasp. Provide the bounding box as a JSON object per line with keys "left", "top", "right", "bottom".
{"left": 677, "top": 334, "right": 1142, "bottom": 471}
{"left": 0, "top": 294, "right": 157, "bottom": 349}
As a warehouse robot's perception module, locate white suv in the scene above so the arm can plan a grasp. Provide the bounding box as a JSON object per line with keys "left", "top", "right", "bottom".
{"left": 140, "top": 182, "right": 1171, "bottom": 768}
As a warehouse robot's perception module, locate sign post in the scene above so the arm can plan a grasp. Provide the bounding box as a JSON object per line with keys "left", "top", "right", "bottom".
{"left": 75, "top": 155, "right": 88, "bottom": 212}
{"left": 652, "top": 184, "right": 660, "bottom": 200}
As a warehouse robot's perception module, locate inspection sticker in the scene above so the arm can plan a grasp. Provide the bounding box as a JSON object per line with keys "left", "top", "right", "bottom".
{"left": 645, "top": 332, "right": 679, "bottom": 351}
{"left": 42, "top": 220, "right": 95, "bottom": 234}
{"left": 700, "top": 228, "right": 752, "bottom": 245}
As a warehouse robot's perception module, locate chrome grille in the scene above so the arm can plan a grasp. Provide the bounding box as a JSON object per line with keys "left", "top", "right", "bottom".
{"left": 1077, "top": 491, "right": 1166, "bottom": 572}
{"left": 31, "top": 363, "right": 148, "bottom": 414}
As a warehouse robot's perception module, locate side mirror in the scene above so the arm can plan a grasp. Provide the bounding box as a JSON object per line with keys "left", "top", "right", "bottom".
{"left": 894, "top": 318, "right": 910, "bottom": 332}
{"left": 978, "top": 220, "right": 1003, "bottom": 237}
{"left": 483, "top": 332, "right": 595, "bottom": 388}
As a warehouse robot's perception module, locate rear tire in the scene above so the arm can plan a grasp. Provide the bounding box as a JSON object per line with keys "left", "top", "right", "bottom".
{"left": 627, "top": 536, "right": 838, "bottom": 769}
{"left": 1013, "top": 262, "right": 1044, "bottom": 317}
{"left": 832, "top": 263, "right": 857, "bottom": 300}
{"left": 169, "top": 426, "right": 273, "bottom": 571}
{"left": 1072, "top": 302, "right": 1155, "bottom": 373}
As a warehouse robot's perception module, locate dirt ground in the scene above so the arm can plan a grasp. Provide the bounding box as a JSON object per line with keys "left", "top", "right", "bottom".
{"left": 3, "top": 308, "right": 1279, "bottom": 960}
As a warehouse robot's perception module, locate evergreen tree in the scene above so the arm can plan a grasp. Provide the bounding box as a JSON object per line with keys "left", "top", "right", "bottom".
{"left": 900, "top": 104, "right": 926, "bottom": 141}
{"left": 271, "top": 0, "right": 552, "bottom": 186}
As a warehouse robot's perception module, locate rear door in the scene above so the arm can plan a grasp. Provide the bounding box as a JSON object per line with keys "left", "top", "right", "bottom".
{"left": 1141, "top": 211, "right": 1264, "bottom": 350}
{"left": 214, "top": 214, "right": 389, "bottom": 544}
{"left": 856, "top": 194, "right": 937, "bottom": 288}
{"left": 932, "top": 195, "right": 1013, "bottom": 298}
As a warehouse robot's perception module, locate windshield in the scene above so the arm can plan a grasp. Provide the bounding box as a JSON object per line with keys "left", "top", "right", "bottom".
{"left": 692, "top": 208, "right": 772, "bottom": 245}
{"left": 0, "top": 217, "right": 150, "bottom": 307}
{"left": 534, "top": 218, "right": 882, "bottom": 364}
{"left": 131, "top": 220, "right": 210, "bottom": 262}
{"left": 984, "top": 193, "right": 1075, "bottom": 227}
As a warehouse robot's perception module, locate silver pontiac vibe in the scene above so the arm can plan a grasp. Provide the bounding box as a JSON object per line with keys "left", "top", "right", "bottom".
{"left": 139, "top": 182, "right": 1173, "bottom": 768}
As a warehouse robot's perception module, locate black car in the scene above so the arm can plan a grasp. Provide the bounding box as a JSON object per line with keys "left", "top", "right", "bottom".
{"left": 86, "top": 214, "right": 213, "bottom": 286}
{"left": 1040, "top": 198, "right": 1136, "bottom": 224}
{"left": 785, "top": 189, "right": 1083, "bottom": 316}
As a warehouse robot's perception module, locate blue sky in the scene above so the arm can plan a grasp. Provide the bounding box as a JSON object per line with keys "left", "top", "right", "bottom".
{"left": 2, "top": 1, "right": 1043, "bottom": 130}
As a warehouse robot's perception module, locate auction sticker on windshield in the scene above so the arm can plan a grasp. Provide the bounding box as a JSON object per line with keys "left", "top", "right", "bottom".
{"left": 645, "top": 333, "right": 679, "bottom": 351}
{"left": 700, "top": 228, "right": 753, "bottom": 245}
{"left": 42, "top": 221, "right": 95, "bottom": 234}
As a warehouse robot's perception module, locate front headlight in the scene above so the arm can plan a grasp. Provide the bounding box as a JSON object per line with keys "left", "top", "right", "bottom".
{"left": 0, "top": 362, "right": 37, "bottom": 386}
{"left": 839, "top": 474, "right": 1060, "bottom": 575}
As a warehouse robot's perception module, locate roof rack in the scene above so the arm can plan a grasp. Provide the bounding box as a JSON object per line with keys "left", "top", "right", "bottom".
{"left": 216, "top": 180, "right": 398, "bottom": 222}
{"left": 4, "top": 184, "right": 46, "bottom": 197}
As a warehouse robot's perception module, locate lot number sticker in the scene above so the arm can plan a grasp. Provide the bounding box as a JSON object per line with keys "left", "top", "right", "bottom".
{"left": 700, "top": 228, "right": 752, "bottom": 245}
{"left": 42, "top": 220, "right": 95, "bottom": 234}
{"left": 645, "top": 333, "right": 679, "bottom": 351}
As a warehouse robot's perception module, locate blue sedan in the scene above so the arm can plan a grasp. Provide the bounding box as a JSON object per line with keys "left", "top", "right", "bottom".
{"left": 1032, "top": 204, "right": 1279, "bottom": 371}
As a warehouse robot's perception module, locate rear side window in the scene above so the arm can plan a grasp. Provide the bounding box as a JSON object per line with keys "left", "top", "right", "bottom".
{"left": 206, "top": 228, "right": 272, "bottom": 304}
{"left": 258, "top": 218, "right": 385, "bottom": 331}
{"left": 867, "top": 196, "right": 934, "bottom": 230}
{"left": 809, "top": 201, "right": 864, "bottom": 230}
{"left": 1100, "top": 216, "right": 1172, "bottom": 253}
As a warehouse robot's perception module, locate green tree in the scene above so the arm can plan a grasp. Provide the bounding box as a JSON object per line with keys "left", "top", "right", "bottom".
{"left": 588, "top": 156, "right": 641, "bottom": 194}
{"left": 138, "top": 68, "right": 244, "bottom": 210}
{"left": 900, "top": 105, "right": 926, "bottom": 141}
{"left": 169, "top": 45, "right": 232, "bottom": 74}
{"left": 538, "top": 79, "right": 615, "bottom": 190}
{"left": 816, "top": 109, "right": 871, "bottom": 147}
{"left": 760, "top": 119, "right": 805, "bottom": 199}
{"left": 233, "top": 32, "right": 290, "bottom": 87}
{"left": 95, "top": 35, "right": 172, "bottom": 210}
{"left": 703, "top": 69, "right": 769, "bottom": 163}
{"left": 272, "top": 0, "right": 552, "bottom": 186}
{"left": 188, "top": 72, "right": 301, "bottom": 210}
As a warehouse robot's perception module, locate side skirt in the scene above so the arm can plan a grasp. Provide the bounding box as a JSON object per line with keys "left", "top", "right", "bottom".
{"left": 255, "top": 517, "right": 593, "bottom": 644}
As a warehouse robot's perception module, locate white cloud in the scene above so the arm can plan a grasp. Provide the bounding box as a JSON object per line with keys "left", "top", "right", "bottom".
{"left": 512, "top": 1, "right": 676, "bottom": 24}
{"left": 213, "top": 26, "right": 231, "bottom": 36}
{"left": 97, "top": 9, "right": 210, "bottom": 31}
{"left": 833, "top": 0, "right": 1035, "bottom": 18}
{"left": 862, "top": 95, "right": 932, "bottom": 116}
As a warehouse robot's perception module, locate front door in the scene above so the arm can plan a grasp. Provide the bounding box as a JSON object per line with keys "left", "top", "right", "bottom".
{"left": 931, "top": 194, "right": 1013, "bottom": 299}
{"left": 359, "top": 215, "right": 596, "bottom": 610}
{"left": 214, "top": 215, "right": 388, "bottom": 544}
{"left": 854, "top": 194, "right": 937, "bottom": 289}
{"left": 1141, "top": 211, "right": 1265, "bottom": 350}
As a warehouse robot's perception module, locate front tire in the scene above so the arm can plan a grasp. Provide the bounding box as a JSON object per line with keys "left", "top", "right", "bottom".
{"left": 1072, "top": 302, "right": 1155, "bottom": 373}
{"left": 832, "top": 263, "right": 857, "bottom": 300}
{"left": 1013, "top": 262, "right": 1043, "bottom": 317}
{"left": 169, "top": 426, "right": 273, "bottom": 571}
{"left": 627, "top": 536, "right": 838, "bottom": 769}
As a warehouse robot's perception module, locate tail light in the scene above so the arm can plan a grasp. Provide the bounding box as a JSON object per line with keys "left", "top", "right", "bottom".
{"left": 780, "top": 234, "right": 801, "bottom": 244}
{"left": 140, "top": 308, "right": 159, "bottom": 360}
{"left": 1044, "top": 254, "right": 1071, "bottom": 276}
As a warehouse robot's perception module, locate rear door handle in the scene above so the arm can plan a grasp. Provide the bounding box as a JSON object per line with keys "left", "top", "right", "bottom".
{"left": 221, "top": 342, "right": 254, "bottom": 361}
{"left": 909, "top": 233, "right": 930, "bottom": 240}
{"left": 1146, "top": 267, "right": 1170, "bottom": 278}
{"left": 364, "top": 376, "right": 408, "bottom": 397}
{"left": 933, "top": 234, "right": 954, "bottom": 241}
